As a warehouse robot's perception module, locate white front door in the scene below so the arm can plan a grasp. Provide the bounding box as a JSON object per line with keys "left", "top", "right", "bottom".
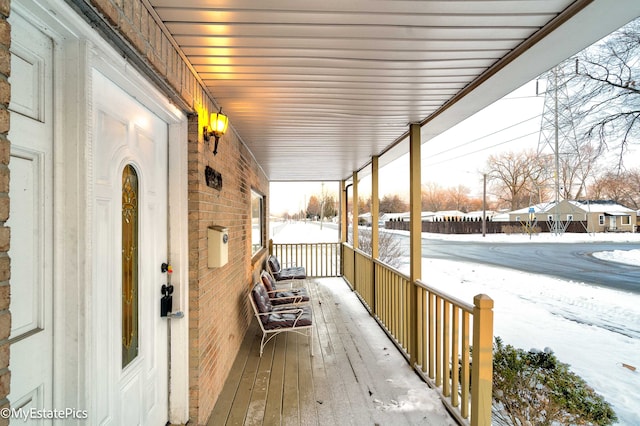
{"left": 8, "top": 12, "right": 54, "bottom": 423}
{"left": 91, "top": 70, "right": 169, "bottom": 425}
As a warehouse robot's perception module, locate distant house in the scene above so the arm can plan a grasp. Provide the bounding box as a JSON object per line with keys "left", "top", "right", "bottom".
{"left": 508, "top": 200, "right": 637, "bottom": 233}
{"left": 490, "top": 211, "right": 511, "bottom": 222}
{"left": 379, "top": 212, "right": 406, "bottom": 221}
{"left": 358, "top": 212, "right": 373, "bottom": 226}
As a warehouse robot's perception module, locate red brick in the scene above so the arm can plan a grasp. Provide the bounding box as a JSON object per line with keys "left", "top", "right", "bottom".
{"left": 0, "top": 49, "right": 8, "bottom": 78}
{"left": 0, "top": 138, "right": 8, "bottom": 165}
{"left": 0, "top": 0, "right": 9, "bottom": 19}
{"left": 0, "top": 312, "right": 9, "bottom": 340}
{"left": 91, "top": 0, "right": 120, "bottom": 28}
{"left": 0, "top": 369, "right": 9, "bottom": 409}
{"left": 0, "top": 342, "right": 8, "bottom": 369}
{"left": 0, "top": 165, "right": 7, "bottom": 193}
{"left": 0, "top": 109, "right": 8, "bottom": 135}
{"left": 0, "top": 21, "right": 9, "bottom": 48}
{"left": 0, "top": 228, "right": 7, "bottom": 252}
{"left": 0, "top": 196, "right": 7, "bottom": 222}
{"left": 0, "top": 79, "right": 9, "bottom": 106}
{"left": 0, "top": 254, "right": 9, "bottom": 282}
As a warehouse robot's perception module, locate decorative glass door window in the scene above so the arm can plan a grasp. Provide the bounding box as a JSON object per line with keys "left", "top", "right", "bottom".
{"left": 122, "top": 165, "right": 139, "bottom": 367}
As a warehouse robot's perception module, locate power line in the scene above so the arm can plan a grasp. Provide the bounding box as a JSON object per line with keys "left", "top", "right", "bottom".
{"left": 424, "top": 130, "right": 541, "bottom": 168}
{"left": 425, "top": 113, "right": 542, "bottom": 160}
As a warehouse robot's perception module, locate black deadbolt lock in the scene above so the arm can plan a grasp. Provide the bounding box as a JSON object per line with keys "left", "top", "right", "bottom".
{"left": 160, "top": 284, "right": 174, "bottom": 317}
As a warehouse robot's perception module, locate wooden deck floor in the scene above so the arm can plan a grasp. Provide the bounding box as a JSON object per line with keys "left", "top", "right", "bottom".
{"left": 207, "top": 277, "right": 457, "bottom": 426}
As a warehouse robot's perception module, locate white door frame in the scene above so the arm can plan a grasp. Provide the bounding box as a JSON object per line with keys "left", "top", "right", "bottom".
{"left": 12, "top": 0, "right": 190, "bottom": 423}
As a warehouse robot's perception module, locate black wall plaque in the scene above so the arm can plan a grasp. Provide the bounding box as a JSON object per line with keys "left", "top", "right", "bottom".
{"left": 205, "top": 166, "right": 223, "bottom": 190}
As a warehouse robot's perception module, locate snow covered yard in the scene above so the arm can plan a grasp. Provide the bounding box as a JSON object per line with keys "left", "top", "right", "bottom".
{"left": 408, "top": 232, "right": 640, "bottom": 425}
{"left": 272, "top": 222, "right": 640, "bottom": 424}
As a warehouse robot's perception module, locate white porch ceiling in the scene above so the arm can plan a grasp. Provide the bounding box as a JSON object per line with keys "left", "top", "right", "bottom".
{"left": 147, "top": 0, "right": 640, "bottom": 181}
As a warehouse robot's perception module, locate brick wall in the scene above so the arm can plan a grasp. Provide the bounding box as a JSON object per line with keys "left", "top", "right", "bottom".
{"left": 187, "top": 116, "right": 269, "bottom": 425}
{"left": 26, "top": 0, "right": 268, "bottom": 424}
{"left": 0, "top": 0, "right": 9, "bottom": 423}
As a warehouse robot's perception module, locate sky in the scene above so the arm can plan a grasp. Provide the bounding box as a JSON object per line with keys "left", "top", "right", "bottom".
{"left": 271, "top": 222, "right": 640, "bottom": 425}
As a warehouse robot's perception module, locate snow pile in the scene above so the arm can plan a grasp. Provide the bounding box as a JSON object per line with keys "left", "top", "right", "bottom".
{"left": 593, "top": 249, "right": 640, "bottom": 266}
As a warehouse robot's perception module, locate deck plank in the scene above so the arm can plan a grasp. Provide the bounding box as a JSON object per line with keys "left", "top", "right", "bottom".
{"left": 312, "top": 287, "right": 359, "bottom": 425}
{"left": 297, "top": 332, "right": 317, "bottom": 426}
{"left": 207, "top": 326, "right": 256, "bottom": 425}
{"left": 263, "top": 334, "right": 287, "bottom": 425}
{"left": 282, "top": 333, "right": 301, "bottom": 425}
{"left": 227, "top": 332, "right": 262, "bottom": 425}
{"left": 208, "top": 278, "right": 458, "bottom": 426}
{"left": 330, "top": 287, "right": 419, "bottom": 424}
{"left": 307, "top": 297, "right": 338, "bottom": 426}
{"left": 244, "top": 334, "right": 275, "bottom": 425}
{"left": 315, "top": 283, "right": 376, "bottom": 425}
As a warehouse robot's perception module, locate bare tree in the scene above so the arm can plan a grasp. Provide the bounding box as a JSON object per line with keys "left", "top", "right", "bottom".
{"left": 445, "top": 185, "right": 472, "bottom": 212}
{"left": 564, "top": 17, "right": 640, "bottom": 170}
{"left": 306, "top": 195, "right": 320, "bottom": 218}
{"left": 379, "top": 194, "right": 407, "bottom": 213}
{"left": 421, "top": 182, "right": 446, "bottom": 211}
{"left": 486, "top": 151, "right": 551, "bottom": 210}
{"left": 628, "top": 169, "right": 640, "bottom": 209}
{"left": 589, "top": 168, "right": 640, "bottom": 209}
{"left": 358, "top": 196, "right": 371, "bottom": 214}
{"left": 321, "top": 193, "right": 337, "bottom": 218}
{"left": 557, "top": 143, "right": 601, "bottom": 200}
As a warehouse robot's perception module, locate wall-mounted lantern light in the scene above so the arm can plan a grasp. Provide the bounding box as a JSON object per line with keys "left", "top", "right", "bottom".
{"left": 203, "top": 107, "right": 229, "bottom": 155}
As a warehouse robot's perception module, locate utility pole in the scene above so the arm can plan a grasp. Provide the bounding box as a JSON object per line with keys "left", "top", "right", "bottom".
{"left": 320, "top": 182, "right": 325, "bottom": 230}
{"left": 482, "top": 173, "right": 487, "bottom": 237}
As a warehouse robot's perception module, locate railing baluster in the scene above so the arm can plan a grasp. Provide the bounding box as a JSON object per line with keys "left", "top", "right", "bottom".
{"left": 451, "top": 305, "right": 460, "bottom": 408}
{"left": 421, "top": 289, "right": 427, "bottom": 373}
{"left": 417, "top": 287, "right": 424, "bottom": 368}
{"left": 461, "top": 310, "right": 471, "bottom": 420}
{"left": 268, "top": 241, "right": 492, "bottom": 424}
{"left": 428, "top": 292, "right": 435, "bottom": 380}
{"left": 443, "top": 301, "right": 451, "bottom": 397}
{"left": 436, "top": 295, "right": 442, "bottom": 387}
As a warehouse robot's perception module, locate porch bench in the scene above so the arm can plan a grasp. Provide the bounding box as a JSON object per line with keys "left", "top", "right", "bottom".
{"left": 250, "top": 282, "right": 313, "bottom": 357}
{"left": 266, "top": 254, "right": 307, "bottom": 282}
{"left": 260, "top": 270, "right": 310, "bottom": 305}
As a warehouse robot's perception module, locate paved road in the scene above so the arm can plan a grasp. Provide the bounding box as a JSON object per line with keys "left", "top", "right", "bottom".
{"left": 415, "top": 238, "right": 640, "bottom": 294}
{"left": 384, "top": 229, "right": 640, "bottom": 293}
{"left": 317, "top": 223, "right": 640, "bottom": 293}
